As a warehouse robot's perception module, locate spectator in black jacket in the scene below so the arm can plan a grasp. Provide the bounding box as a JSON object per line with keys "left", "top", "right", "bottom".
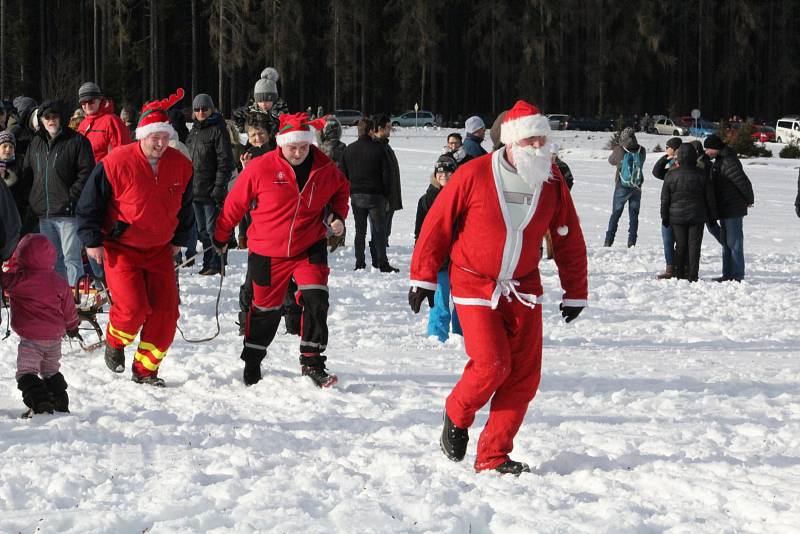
{"left": 372, "top": 114, "right": 402, "bottom": 248}
{"left": 341, "top": 117, "right": 397, "bottom": 272}
{"left": 0, "top": 174, "right": 20, "bottom": 262}
{"left": 8, "top": 96, "right": 37, "bottom": 164}
{"left": 0, "top": 131, "right": 32, "bottom": 236}
{"left": 21, "top": 100, "right": 95, "bottom": 285}
{"left": 186, "top": 93, "right": 234, "bottom": 275}
{"left": 660, "top": 144, "right": 717, "bottom": 282}
{"left": 703, "top": 134, "right": 754, "bottom": 282}
{"left": 652, "top": 137, "right": 682, "bottom": 278}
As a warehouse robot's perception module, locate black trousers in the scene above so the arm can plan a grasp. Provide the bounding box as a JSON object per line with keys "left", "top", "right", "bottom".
{"left": 672, "top": 223, "right": 704, "bottom": 282}
{"left": 351, "top": 193, "right": 387, "bottom": 267}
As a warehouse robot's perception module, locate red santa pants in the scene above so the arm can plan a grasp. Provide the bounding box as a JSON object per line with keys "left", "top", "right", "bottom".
{"left": 104, "top": 241, "right": 179, "bottom": 377}
{"left": 446, "top": 298, "right": 542, "bottom": 471}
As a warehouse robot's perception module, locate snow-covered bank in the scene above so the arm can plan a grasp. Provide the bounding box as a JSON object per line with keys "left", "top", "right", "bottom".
{"left": 1, "top": 130, "right": 798, "bottom": 533}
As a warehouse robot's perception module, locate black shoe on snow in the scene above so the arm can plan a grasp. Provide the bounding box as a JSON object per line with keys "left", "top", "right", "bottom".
{"left": 17, "top": 374, "right": 55, "bottom": 415}
{"left": 440, "top": 411, "right": 469, "bottom": 462}
{"left": 354, "top": 262, "right": 366, "bottom": 270}
{"left": 199, "top": 266, "right": 220, "bottom": 276}
{"left": 44, "top": 373, "right": 70, "bottom": 413}
{"left": 379, "top": 263, "right": 400, "bottom": 273}
{"left": 494, "top": 460, "right": 531, "bottom": 476}
{"left": 243, "top": 360, "right": 262, "bottom": 386}
{"left": 300, "top": 355, "right": 337, "bottom": 388}
{"left": 131, "top": 374, "right": 166, "bottom": 387}
{"left": 105, "top": 344, "right": 125, "bottom": 373}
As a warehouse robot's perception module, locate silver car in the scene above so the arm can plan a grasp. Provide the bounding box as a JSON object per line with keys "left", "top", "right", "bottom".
{"left": 390, "top": 110, "right": 438, "bottom": 127}
{"left": 654, "top": 117, "right": 689, "bottom": 136}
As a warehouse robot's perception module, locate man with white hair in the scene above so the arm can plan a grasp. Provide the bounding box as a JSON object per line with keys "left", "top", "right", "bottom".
{"left": 213, "top": 112, "right": 350, "bottom": 389}
{"left": 76, "top": 89, "right": 194, "bottom": 387}
{"left": 409, "top": 100, "right": 588, "bottom": 475}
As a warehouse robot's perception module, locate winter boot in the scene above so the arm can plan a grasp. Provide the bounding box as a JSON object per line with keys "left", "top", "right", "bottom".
{"left": 494, "top": 460, "right": 531, "bottom": 476}
{"left": 243, "top": 358, "right": 262, "bottom": 386}
{"left": 43, "top": 372, "right": 69, "bottom": 413}
{"left": 603, "top": 237, "right": 613, "bottom": 247}
{"left": 379, "top": 262, "right": 400, "bottom": 273}
{"left": 657, "top": 265, "right": 674, "bottom": 280}
{"left": 300, "top": 354, "right": 337, "bottom": 388}
{"left": 440, "top": 410, "right": 469, "bottom": 462}
{"left": 17, "top": 374, "right": 54, "bottom": 414}
{"left": 131, "top": 366, "right": 166, "bottom": 387}
{"left": 104, "top": 343, "right": 125, "bottom": 373}
{"left": 627, "top": 239, "right": 636, "bottom": 248}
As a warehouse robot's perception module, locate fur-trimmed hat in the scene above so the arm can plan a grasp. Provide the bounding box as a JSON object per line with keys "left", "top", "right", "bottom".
{"left": 500, "top": 100, "right": 551, "bottom": 146}
{"left": 275, "top": 112, "right": 326, "bottom": 147}
{"left": 136, "top": 88, "right": 185, "bottom": 140}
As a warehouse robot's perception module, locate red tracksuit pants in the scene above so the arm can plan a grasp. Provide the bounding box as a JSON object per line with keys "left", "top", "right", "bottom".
{"left": 104, "top": 241, "right": 179, "bottom": 377}
{"left": 445, "top": 298, "right": 542, "bottom": 471}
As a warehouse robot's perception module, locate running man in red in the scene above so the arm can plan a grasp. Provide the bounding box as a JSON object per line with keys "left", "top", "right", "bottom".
{"left": 213, "top": 112, "right": 349, "bottom": 388}
{"left": 76, "top": 89, "right": 194, "bottom": 387}
{"left": 409, "top": 100, "right": 588, "bottom": 475}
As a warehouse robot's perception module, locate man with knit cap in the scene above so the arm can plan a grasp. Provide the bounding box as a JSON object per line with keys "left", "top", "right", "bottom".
{"left": 604, "top": 127, "right": 647, "bottom": 247}
{"left": 76, "top": 89, "right": 194, "bottom": 387}
{"left": 703, "top": 134, "right": 754, "bottom": 282}
{"left": 77, "top": 82, "right": 132, "bottom": 163}
{"left": 213, "top": 112, "right": 350, "bottom": 389}
{"left": 186, "top": 93, "right": 234, "bottom": 276}
{"left": 409, "top": 99, "right": 588, "bottom": 475}
{"left": 652, "top": 137, "right": 683, "bottom": 278}
{"left": 463, "top": 115, "right": 488, "bottom": 158}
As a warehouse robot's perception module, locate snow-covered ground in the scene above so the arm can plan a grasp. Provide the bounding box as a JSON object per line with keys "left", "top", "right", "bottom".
{"left": 1, "top": 129, "right": 799, "bottom": 533}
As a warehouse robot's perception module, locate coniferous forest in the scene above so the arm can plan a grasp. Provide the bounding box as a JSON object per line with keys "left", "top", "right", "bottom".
{"left": 0, "top": 0, "right": 798, "bottom": 121}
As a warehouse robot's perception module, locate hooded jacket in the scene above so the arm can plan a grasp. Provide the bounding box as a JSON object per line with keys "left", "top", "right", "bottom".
{"left": 1, "top": 234, "right": 78, "bottom": 340}
{"left": 77, "top": 98, "right": 132, "bottom": 163}
{"left": 22, "top": 108, "right": 96, "bottom": 218}
{"left": 185, "top": 111, "right": 234, "bottom": 202}
{"left": 660, "top": 145, "right": 718, "bottom": 226}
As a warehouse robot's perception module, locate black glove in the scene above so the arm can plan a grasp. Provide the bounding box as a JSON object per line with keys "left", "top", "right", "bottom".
{"left": 408, "top": 286, "right": 435, "bottom": 314}
{"left": 212, "top": 186, "right": 227, "bottom": 207}
{"left": 328, "top": 229, "right": 346, "bottom": 253}
{"left": 560, "top": 303, "right": 584, "bottom": 323}
{"left": 212, "top": 237, "right": 228, "bottom": 256}
{"left": 662, "top": 219, "right": 669, "bottom": 228}
{"left": 796, "top": 204, "right": 800, "bottom": 218}
{"left": 67, "top": 328, "right": 84, "bottom": 342}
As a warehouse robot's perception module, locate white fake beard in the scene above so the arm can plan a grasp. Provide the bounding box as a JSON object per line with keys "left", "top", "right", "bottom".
{"left": 512, "top": 144, "right": 552, "bottom": 188}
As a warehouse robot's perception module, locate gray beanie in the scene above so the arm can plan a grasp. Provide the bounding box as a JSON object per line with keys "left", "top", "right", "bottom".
{"left": 0, "top": 130, "right": 16, "bottom": 147}
{"left": 254, "top": 67, "right": 279, "bottom": 102}
{"left": 192, "top": 93, "right": 215, "bottom": 110}
{"left": 78, "top": 82, "right": 103, "bottom": 104}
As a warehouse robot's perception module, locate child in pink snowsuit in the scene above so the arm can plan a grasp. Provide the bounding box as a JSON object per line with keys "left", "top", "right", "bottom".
{"left": 2, "top": 233, "right": 80, "bottom": 414}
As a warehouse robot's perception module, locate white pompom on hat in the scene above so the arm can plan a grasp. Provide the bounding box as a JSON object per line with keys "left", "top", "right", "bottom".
{"left": 500, "top": 100, "right": 551, "bottom": 146}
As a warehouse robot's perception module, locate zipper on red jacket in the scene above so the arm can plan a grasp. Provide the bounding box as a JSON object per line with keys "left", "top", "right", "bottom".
{"left": 285, "top": 157, "right": 330, "bottom": 256}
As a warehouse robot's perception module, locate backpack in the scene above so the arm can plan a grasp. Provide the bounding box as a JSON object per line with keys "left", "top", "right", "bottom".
{"left": 619, "top": 149, "right": 644, "bottom": 189}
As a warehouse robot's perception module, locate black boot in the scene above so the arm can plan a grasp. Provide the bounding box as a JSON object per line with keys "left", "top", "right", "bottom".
{"left": 300, "top": 354, "right": 337, "bottom": 388}
{"left": 379, "top": 262, "right": 399, "bottom": 273}
{"left": 43, "top": 372, "right": 69, "bottom": 413}
{"left": 243, "top": 358, "right": 262, "bottom": 386}
{"left": 603, "top": 237, "right": 613, "bottom": 247}
{"left": 494, "top": 459, "right": 531, "bottom": 476}
{"left": 105, "top": 343, "right": 125, "bottom": 373}
{"left": 440, "top": 411, "right": 468, "bottom": 462}
{"left": 17, "top": 374, "right": 54, "bottom": 415}
{"left": 240, "top": 308, "right": 282, "bottom": 386}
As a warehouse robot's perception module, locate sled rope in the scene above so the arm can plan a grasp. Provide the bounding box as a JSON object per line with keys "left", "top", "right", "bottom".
{"left": 176, "top": 245, "right": 225, "bottom": 343}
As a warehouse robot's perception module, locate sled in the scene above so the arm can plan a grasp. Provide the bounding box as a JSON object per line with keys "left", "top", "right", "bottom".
{"left": 73, "top": 274, "right": 109, "bottom": 351}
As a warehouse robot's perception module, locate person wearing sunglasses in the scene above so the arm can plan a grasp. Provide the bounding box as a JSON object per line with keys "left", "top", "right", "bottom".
{"left": 185, "top": 93, "right": 234, "bottom": 276}
{"left": 76, "top": 82, "right": 132, "bottom": 164}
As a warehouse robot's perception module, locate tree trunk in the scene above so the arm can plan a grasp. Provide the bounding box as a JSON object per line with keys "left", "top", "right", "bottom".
{"left": 92, "top": 0, "right": 98, "bottom": 83}
{"left": 218, "top": 0, "right": 224, "bottom": 112}
{"left": 0, "top": 0, "right": 5, "bottom": 98}
{"left": 191, "top": 0, "right": 197, "bottom": 99}
{"left": 149, "top": 0, "right": 156, "bottom": 98}
{"left": 360, "top": 6, "right": 366, "bottom": 114}
{"left": 40, "top": 0, "right": 46, "bottom": 97}
{"left": 332, "top": 0, "right": 338, "bottom": 110}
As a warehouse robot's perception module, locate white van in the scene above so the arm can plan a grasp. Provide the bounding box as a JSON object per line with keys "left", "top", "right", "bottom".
{"left": 775, "top": 116, "right": 800, "bottom": 144}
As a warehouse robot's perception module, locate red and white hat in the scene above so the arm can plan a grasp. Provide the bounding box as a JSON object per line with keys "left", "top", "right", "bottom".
{"left": 276, "top": 112, "right": 328, "bottom": 147}
{"left": 136, "top": 88, "right": 184, "bottom": 140}
{"left": 500, "top": 99, "right": 551, "bottom": 146}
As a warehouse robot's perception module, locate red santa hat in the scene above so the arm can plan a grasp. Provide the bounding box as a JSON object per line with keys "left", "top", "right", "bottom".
{"left": 136, "top": 88, "right": 184, "bottom": 140}
{"left": 276, "top": 112, "right": 327, "bottom": 147}
{"left": 500, "top": 100, "right": 551, "bottom": 146}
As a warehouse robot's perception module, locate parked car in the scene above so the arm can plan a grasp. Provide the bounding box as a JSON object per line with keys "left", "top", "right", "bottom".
{"left": 775, "top": 115, "right": 800, "bottom": 144}
{"left": 752, "top": 125, "right": 776, "bottom": 143}
{"left": 653, "top": 117, "right": 689, "bottom": 136}
{"left": 679, "top": 116, "right": 716, "bottom": 137}
{"left": 547, "top": 114, "right": 570, "bottom": 130}
{"left": 332, "top": 109, "right": 362, "bottom": 126}
{"left": 390, "top": 110, "right": 438, "bottom": 127}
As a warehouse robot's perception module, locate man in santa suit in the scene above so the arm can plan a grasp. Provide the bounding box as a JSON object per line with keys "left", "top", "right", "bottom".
{"left": 409, "top": 100, "right": 588, "bottom": 475}
{"left": 76, "top": 89, "right": 194, "bottom": 387}
{"left": 213, "top": 112, "right": 350, "bottom": 388}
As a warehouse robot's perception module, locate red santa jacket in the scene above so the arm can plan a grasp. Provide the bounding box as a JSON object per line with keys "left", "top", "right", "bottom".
{"left": 78, "top": 99, "right": 132, "bottom": 163}
{"left": 214, "top": 145, "right": 350, "bottom": 258}
{"left": 76, "top": 142, "right": 194, "bottom": 251}
{"left": 411, "top": 150, "right": 588, "bottom": 308}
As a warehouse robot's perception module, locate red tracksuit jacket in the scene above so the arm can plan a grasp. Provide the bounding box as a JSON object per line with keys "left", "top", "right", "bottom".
{"left": 215, "top": 145, "right": 350, "bottom": 258}
{"left": 78, "top": 99, "right": 132, "bottom": 163}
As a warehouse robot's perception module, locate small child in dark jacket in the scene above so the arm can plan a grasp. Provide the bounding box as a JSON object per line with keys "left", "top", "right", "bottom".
{"left": 414, "top": 154, "right": 462, "bottom": 342}
{"left": 661, "top": 145, "right": 718, "bottom": 282}
{"left": 2, "top": 234, "right": 80, "bottom": 415}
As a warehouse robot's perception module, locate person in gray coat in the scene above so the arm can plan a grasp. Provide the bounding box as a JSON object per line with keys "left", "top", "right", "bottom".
{"left": 604, "top": 127, "right": 646, "bottom": 247}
